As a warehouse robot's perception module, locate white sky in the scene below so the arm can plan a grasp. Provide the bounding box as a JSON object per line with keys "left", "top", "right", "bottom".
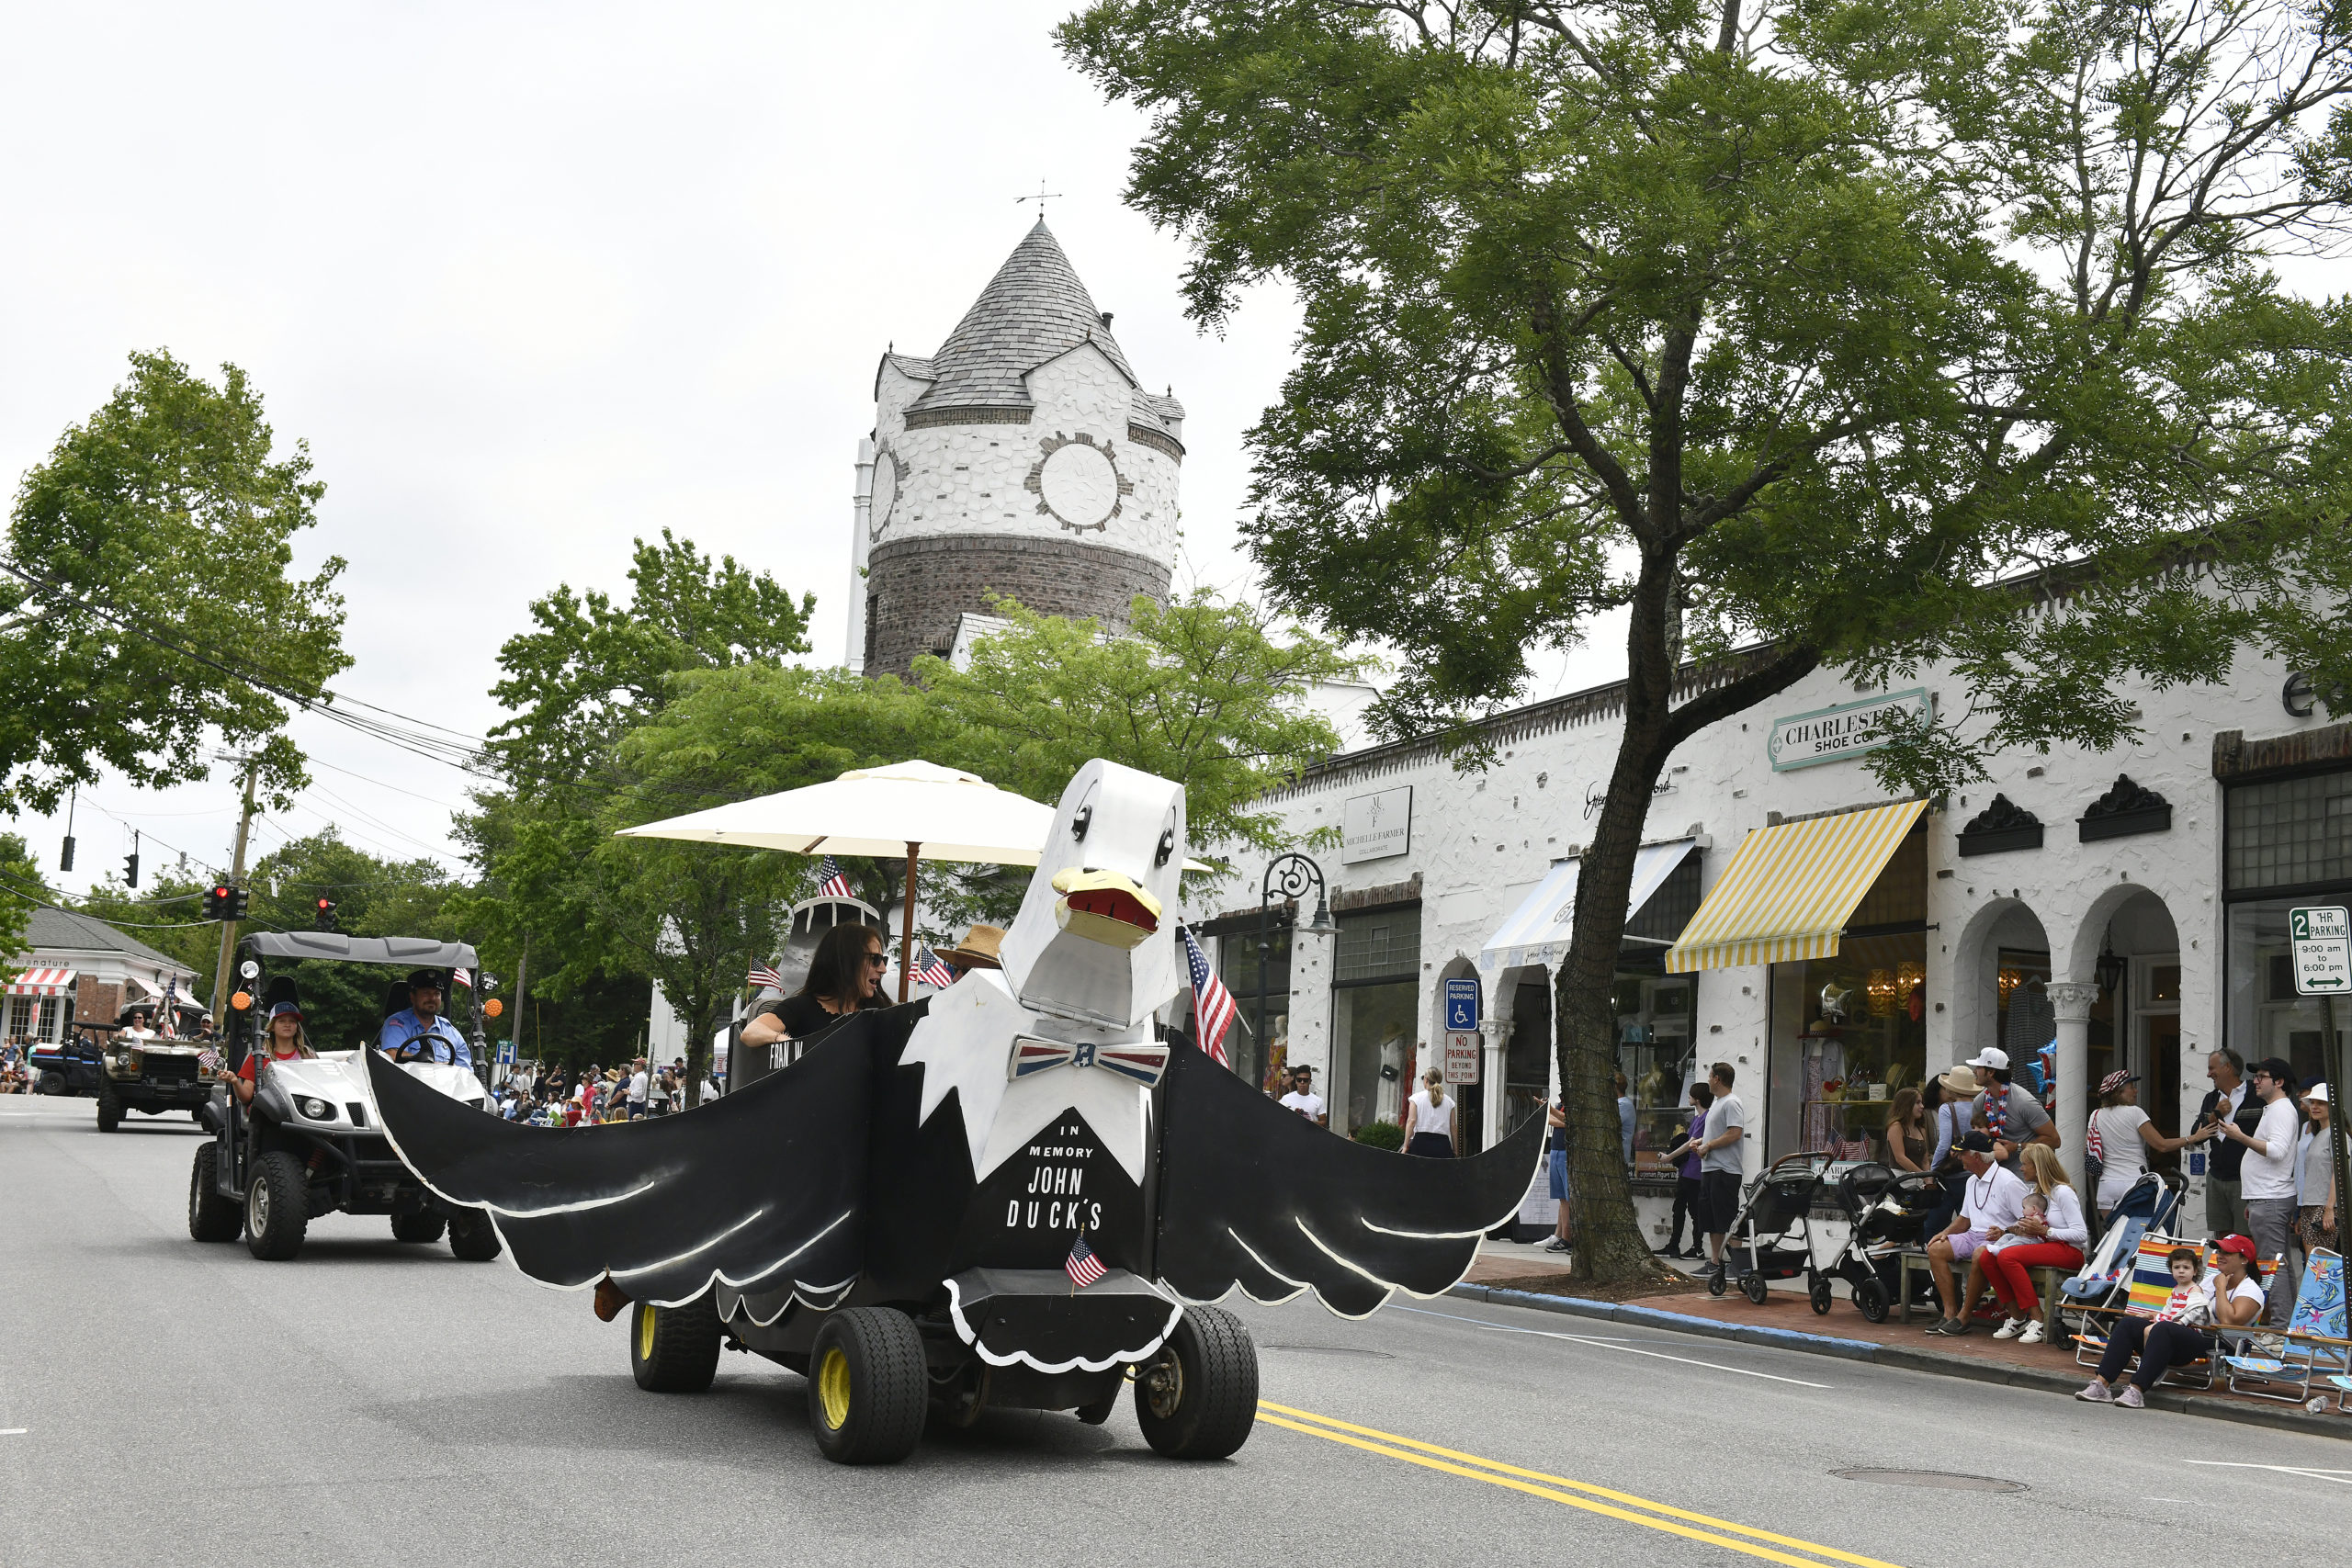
{"left": 0, "top": 4, "right": 1627, "bottom": 902}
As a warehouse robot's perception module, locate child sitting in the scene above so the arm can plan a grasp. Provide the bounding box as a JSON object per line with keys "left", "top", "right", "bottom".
{"left": 2147, "top": 1247, "right": 2211, "bottom": 1326}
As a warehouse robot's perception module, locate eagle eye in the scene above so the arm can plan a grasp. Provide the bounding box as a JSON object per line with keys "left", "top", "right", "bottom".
{"left": 1071, "top": 805, "right": 1091, "bottom": 841}
{"left": 1155, "top": 827, "right": 1175, "bottom": 867}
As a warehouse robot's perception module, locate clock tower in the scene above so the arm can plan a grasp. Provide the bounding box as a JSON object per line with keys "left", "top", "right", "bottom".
{"left": 846, "top": 220, "right": 1182, "bottom": 677}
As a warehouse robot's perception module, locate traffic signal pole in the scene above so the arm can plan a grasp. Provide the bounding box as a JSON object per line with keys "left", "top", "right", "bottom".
{"left": 208, "top": 759, "right": 260, "bottom": 1023}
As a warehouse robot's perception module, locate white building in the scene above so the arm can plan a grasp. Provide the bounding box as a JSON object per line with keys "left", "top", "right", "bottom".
{"left": 1182, "top": 631, "right": 2345, "bottom": 1240}
{"left": 6, "top": 907, "right": 200, "bottom": 1043}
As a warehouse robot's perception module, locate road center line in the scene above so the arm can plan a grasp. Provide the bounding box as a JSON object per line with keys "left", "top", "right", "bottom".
{"left": 1393, "top": 1304, "right": 1833, "bottom": 1388}
{"left": 1258, "top": 1401, "right": 1905, "bottom": 1568}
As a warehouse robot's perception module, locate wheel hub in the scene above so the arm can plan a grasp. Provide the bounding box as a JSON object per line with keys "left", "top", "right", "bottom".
{"left": 637, "top": 1303, "right": 657, "bottom": 1362}
{"left": 817, "top": 1346, "right": 853, "bottom": 1431}
{"left": 247, "top": 1180, "right": 268, "bottom": 1232}
{"left": 1141, "top": 1353, "right": 1184, "bottom": 1419}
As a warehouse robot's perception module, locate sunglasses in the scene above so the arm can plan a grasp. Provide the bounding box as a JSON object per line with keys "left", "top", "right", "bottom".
{"left": 862, "top": 953, "right": 888, "bottom": 967}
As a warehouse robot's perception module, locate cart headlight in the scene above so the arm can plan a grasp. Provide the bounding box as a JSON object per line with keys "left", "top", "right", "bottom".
{"left": 298, "top": 1096, "right": 335, "bottom": 1122}
{"left": 115, "top": 1050, "right": 141, "bottom": 1072}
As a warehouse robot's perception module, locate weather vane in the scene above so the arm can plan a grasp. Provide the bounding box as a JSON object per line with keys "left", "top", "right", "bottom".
{"left": 1016, "top": 178, "right": 1064, "bottom": 218}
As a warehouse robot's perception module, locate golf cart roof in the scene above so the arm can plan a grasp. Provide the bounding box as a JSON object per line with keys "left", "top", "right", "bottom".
{"left": 240, "top": 932, "right": 481, "bottom": 967}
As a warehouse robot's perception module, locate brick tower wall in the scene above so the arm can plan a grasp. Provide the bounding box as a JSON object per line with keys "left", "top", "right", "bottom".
{"left": 863, "top": 533, "right": 1172, "bottom": 679}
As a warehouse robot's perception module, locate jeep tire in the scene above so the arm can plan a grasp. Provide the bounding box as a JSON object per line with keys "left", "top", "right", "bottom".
{"left": 391, "top": 1212, "right": 447, "bottom": 1245}
{"left": 1135, "top": 1304, "right": 1258, "bottom": 1461}
{"left": 96, "top": 1079, "right": 124, "bottom": 1134}
{"left": 447, "top": 1209, "right": 503, "bottom": 1261}
{"left": 244, "top": 1150, "right": 309, "bottom": 1260}
{"left": 188, "top": 1145, "right": 242, "bottom": 1242}
{"left": 808, "top": 1307, "right": 927, "bottom": 1465}
{"left": 630, "top": 1293, "right": 723, "bottom": 1393}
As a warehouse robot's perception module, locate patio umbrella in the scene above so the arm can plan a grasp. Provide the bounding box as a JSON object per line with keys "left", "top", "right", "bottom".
{"left": 614, "top": 760, "right": 1054, "bottom": 1002}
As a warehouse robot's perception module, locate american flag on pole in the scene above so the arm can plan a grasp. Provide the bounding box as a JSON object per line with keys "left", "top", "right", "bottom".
{"left": 912, "top": 944, "right": 955, "bottom": 988}
{"left": 1065, "top": 1232, "right": 1107, "bottom": 1289}
{"left": 449, "top": 967, "right": 471, "bottom": 988}
{"left": 817, "top": 855, "right": 852, "bottom": 898}
{"left": 748, "top": 961, "right": 786, "bottom": 992}
{"left": 1179, "top": 925, "right": 1236, "bottom": 1069}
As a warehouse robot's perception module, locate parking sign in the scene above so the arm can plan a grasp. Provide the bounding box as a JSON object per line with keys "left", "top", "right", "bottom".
{"left": 1443, "top": 978, "right": 1480, "bottom": 1032}
{"left": 2290, "top": 906, "right": 2352, "bottom": 995}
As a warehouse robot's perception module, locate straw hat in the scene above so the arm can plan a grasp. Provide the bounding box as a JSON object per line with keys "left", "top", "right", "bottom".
{"left": 1939, "top": 1066, "right": 1979, "bottom": 1098}
{"left": 937, "top": 924, "right": 1005, "bottom": 971}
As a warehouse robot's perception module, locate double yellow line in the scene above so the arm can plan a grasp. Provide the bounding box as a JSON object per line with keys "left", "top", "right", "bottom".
{"left": 1257, "top": 1401, "right": 1905, "bottom": 1568}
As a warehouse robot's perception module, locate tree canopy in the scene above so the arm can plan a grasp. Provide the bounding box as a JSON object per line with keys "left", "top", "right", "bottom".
{"left": 1, "top": 350, "right": 350, "bottom": 814}
{"left": 1060, "top": 0, "right": 2352, "bottom": 1281}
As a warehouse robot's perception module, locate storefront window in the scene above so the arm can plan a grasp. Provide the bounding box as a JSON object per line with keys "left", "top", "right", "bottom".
{"left": 2227, "top": 898, "right": 2346, "bottom": 1086}
{"left": 2225, "top": 770, "right": 2352, "bottom": 1082}
{"left": 1333, "top": 907, "right": 1422, "bottom": 1134}
{"left": 1216, "top": 925, "right": 1290, "bottom": 1094}
{"left": 1621, "top": 854, "right": 1703, "bottom": 1168}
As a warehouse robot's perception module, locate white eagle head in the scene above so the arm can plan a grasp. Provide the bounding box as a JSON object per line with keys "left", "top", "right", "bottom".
{"left": 998, "top": 760, "right": 1184, "bottom": 1032}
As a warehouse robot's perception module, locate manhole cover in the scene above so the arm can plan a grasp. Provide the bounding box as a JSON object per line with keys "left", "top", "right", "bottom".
{"left": 1831, "top": 1469, "right": 2026, "bottom": 1494}
{"left": 1263, "top": 1344, "right": 1395, "bottom": 1359}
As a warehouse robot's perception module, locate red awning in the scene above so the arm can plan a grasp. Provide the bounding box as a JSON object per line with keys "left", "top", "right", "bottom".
{"left": 6, "top": 967, "right": 77, "bottom": 998}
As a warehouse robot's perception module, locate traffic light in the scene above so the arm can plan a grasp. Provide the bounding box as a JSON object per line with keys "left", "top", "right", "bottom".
{"left": 228, "top": 886, "right": 250, "bottom": 920}
{"left": 313, "top": 897, "right": 339, "bottom": 931}
{"left": 201, "top": 885, "right": 229, "bottom": 919}
{"left": 59, "top": 834, "right": 75, "bottom": 873}
{"left": 123, "top": 852, "right": 140, "bottom": 889}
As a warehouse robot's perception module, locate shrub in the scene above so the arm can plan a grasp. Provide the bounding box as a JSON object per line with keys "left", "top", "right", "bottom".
{"left": 1351, "top": 1120, "right": 1404, "bottom": 1151}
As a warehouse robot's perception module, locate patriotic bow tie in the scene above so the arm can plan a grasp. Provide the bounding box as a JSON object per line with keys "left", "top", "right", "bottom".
{"left": 1007, "top": 1033, "right": 1170, "bottom": 1088}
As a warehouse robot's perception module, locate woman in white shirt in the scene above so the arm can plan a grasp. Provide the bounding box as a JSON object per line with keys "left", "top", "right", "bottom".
{"left": 1404, "top": 1069, "right": 1460, "bottom": 1157}
{"left": 1980, "top": 1143, "right": 2091, "bottom": 1343}
{"left": 2086, "top": 1070, "right": 2212, "bottom": 1216}
{"left": 2296, "top": 1082, "right": 2341, "bottom": 1256}
{"left": 2078, "top": 1233, "right": 2267, "bottom": 1408}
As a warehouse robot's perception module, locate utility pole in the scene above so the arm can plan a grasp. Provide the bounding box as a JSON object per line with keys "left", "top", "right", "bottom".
{"left": 510, "top": 937, "right": 529, "bottom": 1074}
{"left": 208, "top": 759, "right": 260, "bottom": 1022}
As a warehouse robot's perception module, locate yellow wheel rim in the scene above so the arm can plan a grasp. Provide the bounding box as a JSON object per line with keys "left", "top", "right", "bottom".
{"left": 817, "top": 1345, "right": 853, "bottom": 1431}
{"left": 637, "top": 1303, "right": 657, "bottom": 1362}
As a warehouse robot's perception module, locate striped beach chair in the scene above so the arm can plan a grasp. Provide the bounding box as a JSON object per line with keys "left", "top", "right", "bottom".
{"left": 2072, "top": 1235, "right": 2280, "bottom": 1389}
{"left": 2222, "top": 1249, "right": 2348, "bottom": 1404}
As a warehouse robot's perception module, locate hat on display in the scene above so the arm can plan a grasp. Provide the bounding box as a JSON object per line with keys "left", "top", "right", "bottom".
{"left": 1939, "top": 1066, "right": 1979, "bottom": 1098}
{"left": 1958, "top": 1130, "right": 1997, "bottom": 1155}
{"left": 2098, "top": 1069, "right": 2138, "bottom": 1096}
{"left": 2214, "top": 1234, "right": 2257, "bottom": 1262}
{"left": 1965, "top": 1047, "right": 2010, "bottom": 1071}
{"left": 938, "top": 924, "right": 1006, "bottom": 971}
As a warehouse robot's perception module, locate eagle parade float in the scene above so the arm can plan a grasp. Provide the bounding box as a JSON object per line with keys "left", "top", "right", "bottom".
{"left": 368, "top": 761, "right": 1544, "bottom": 1464}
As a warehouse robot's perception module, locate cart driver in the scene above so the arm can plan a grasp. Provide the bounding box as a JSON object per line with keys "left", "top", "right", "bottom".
{"left": 379, "top": 969, "right": 470, "bottom": 1069}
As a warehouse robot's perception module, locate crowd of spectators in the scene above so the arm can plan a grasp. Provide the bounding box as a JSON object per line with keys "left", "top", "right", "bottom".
{"left": 492, "top": 1055, "right": 721, "bottom": 1125}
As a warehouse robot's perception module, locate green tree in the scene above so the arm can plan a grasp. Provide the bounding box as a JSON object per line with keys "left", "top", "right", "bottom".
{"left": 1, "top": 350, "right": 349, "bottom": 813}
{"left": 0, "top": 833, "right": 42, "bottom": 982}
{"left": 1061, "top": 0, "right": 2352, "bottom": 1282}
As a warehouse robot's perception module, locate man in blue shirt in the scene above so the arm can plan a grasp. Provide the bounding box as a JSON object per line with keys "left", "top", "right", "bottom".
{"left": 379, "top": 969, "right": 469, "bottom": 1068}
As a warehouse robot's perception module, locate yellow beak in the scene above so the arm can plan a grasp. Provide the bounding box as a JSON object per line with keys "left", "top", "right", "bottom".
{"left": 1050, "top": 867, "right": 1163, "bottom": 950}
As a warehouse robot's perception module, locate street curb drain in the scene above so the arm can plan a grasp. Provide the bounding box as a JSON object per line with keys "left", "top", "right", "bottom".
{"left": 1446, "top": 1283, "right": 2348, "bottom": 1443}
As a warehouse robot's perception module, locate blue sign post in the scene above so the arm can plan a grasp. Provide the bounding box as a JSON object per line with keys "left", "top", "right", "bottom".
{"left": 1443, "top": 978, "right": 1480, "bottom": 1032}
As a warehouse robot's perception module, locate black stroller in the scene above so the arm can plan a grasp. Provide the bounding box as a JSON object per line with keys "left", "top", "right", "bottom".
{"left": 1812, "top": 1162, "right": 1942, "bottom": 1322}
{"left": 1709, "top": 1152, "right": 1836, "bottom": 1306}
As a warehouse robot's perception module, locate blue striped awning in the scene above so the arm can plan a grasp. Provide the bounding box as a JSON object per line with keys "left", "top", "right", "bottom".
{"left": 1479, "top": 840, "right": 1697, "bottom": 973}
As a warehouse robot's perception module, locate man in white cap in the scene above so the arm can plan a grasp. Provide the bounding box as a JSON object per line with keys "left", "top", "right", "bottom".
{"left": 1967, "top": 1045, "right": 2055, "bottom": 1173}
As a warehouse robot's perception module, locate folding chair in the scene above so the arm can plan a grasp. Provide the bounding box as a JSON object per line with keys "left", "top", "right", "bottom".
{"left": 2071, "top": 1236, "right": 2282, "bottom": 1390}
{"left": 2222, "top": 1249, "right": 2349, "bottom": 1404}
{"left": 2057, "top": 1212, "right": 2150, "bottom": 1337}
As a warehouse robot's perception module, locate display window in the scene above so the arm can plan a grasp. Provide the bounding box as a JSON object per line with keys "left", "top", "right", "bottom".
{"left": 1215, "top": 924, "right": 1290, "bottom": 1094}
{"left": 2224, "top": 768, "right": 2352, "bottom": 1084}
{"left": 1331, "top": 907, "right": 1422, "bottom": 1134}
{"left": 2226, "top": 898, "right": 2346, "bottom": 1086}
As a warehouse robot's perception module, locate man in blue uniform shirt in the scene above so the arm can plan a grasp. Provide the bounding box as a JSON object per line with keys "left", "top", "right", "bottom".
{"left": 379, "top": 969, "right": 469, "bottom": 1068}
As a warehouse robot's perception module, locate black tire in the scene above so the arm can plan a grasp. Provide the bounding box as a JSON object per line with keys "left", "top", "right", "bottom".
{"left": 807, "top": 1307, "right": 929, "bottom": 1465}
{"left": 1809, "top": 1278, "right": 1833, "bottom": 1315}
{"left": 391, "top": 1212, "right": 447, "bottom": 1244}
{"left": 96, "top": 1080, "right": 124, "bottom": 1133}
{"left": 630, "top": 1293, "right": 724, "bottom": 1393}
{"left": 447, "top": 1209, "right": 503, "bottom": 1261}
{"left": 38, "top": 1069, "right": 64, "bottom": 1095}
{"left": 1856, "top": 1279, "right": 1891, "bottom": 1324}
{"left": 244, "top": 1150, "right": 309, "bottom": 1260}
{"left": 1135, "top": 1304, "right": 1258, "bottom": 1461}
{"left": 1741, "top": 1271, "right": 1769, "bottom": 1305}
{"left": 188, "top": 1145, "right": 242, "bottom": 1242}
{"left": 1707, "top": 1266, "right": 1727, "bottom": 1298}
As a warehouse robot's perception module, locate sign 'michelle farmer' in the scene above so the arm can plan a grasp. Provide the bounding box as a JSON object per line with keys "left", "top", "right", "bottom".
{"left": 368, "top": 761, "right": 1544, "bottom": 1464}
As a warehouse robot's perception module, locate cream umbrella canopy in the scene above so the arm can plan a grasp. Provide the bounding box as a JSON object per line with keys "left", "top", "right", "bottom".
{"left": 613, "top": 760, "right": 1055, "bottom": 1002}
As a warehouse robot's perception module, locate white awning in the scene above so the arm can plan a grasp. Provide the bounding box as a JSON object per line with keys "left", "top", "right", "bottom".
{"left": 1478, "top": 840, "right": 1698, "bottom": 973}
{"left": 6, "top": 967, "right": 77, "bottom": 998}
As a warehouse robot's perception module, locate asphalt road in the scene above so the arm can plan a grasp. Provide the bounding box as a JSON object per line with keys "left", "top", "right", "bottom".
{"left": 5, "top": 1091, "right": 2346, "bottom": 1568}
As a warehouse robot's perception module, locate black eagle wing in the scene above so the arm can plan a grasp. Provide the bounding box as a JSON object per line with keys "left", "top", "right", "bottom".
{"left": 1153, "top": 1042, "right": 1545, "bottom": 1317}
{"left": 365, "top": 1013, "right": 903, "bottom": 1308}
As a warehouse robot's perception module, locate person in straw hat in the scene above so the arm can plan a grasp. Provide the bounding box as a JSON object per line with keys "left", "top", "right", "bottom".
{"left": 936, "top": 924, "right": 1005, "bottom": 978}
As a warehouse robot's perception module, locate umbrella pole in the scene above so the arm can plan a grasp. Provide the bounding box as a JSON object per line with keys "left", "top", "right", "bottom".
{"left": 899, "top": 842, "right": 920, "bottom": 1003}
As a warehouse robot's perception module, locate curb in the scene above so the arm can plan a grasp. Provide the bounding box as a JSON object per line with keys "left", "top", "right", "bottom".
{"left": 1448, "top": 1283, "right": 2347, "bottom": 1441}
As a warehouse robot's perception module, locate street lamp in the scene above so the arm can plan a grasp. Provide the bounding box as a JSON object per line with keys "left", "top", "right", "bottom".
{"left": 1258, "top": 852, "right": 1335, "bottom": 1086}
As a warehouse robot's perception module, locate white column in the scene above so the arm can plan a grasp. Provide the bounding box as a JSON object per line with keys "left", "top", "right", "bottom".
{"left": 2048, "top": 980, "right": 2098, "bottom": 1191}
{"left": 845, "top": 437, "right": 876, "bottom": 671}
{"left": 1479, "top": 1016, "right": 1508, "bottom": 1145}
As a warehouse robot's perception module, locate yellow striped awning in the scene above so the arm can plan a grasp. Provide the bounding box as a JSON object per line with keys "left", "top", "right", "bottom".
{"left": 1662, "top": 799, "right": 1928, "bottom": 974}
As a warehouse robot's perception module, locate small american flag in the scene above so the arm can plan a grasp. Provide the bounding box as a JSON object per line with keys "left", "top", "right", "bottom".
{"left": 912, "top": 943, "right": 955, "bottom": 988}
{"left": 449, "top": 967, "right": 471, "bottom": 988}
{"left": 817, "top": 856, "right": 852, "bottom": 898}
{"left": 1179, "top": 925, "right": 1236, "bottom": 1069}
{"left": 1065, "top": 1232, "right": 1107, "bottom": 1289}
{"left": 748, "top": 961, "right": 786, "bottom": 991}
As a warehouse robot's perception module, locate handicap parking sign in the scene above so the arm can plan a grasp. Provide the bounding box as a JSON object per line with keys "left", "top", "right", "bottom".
{"left": 1443, "top": 978, "right": 1480, "bottom": 1032}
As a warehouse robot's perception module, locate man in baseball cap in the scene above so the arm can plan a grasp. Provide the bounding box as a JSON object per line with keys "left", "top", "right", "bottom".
{"left": 1965, "top": 1044, "right": 2054, "bottom": 1173}
{"left": 1922, "top": 1130, "right": 2029, "bottom": 1336}
{"left": 379, "top": 968, "right": 470, "bottom": 1068}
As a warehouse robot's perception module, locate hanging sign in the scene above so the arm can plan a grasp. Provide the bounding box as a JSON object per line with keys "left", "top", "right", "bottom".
{"left": 1341, "top": 786, "right": 1413, "bottom": 864}
{"left": 2290, "top": 906, "right": 2351, "bottom": 995}
{"left": 1442, "top": 1031, "right": 1480, "bottom": 1085}
{"left": 1768, "top": 688, "right": 1932, "bottom": 771}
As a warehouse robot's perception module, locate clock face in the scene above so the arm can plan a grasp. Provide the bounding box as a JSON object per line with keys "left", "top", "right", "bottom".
{"left": 869, "top": 450, "right": 899, "bottom": 537}
{"left": 1036, "top": 438, "right": 1120, "bottom": 531}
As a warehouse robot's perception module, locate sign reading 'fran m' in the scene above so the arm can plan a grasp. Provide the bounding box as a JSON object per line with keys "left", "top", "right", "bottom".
{"left": 1768, "top": 689, "right": 1933, "bottom": 772}
{"left": 1341, "top": 786, "right": 1413, "bottom": 864}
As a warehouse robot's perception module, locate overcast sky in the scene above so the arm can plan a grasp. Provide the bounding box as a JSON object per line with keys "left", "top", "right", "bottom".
{"left": 10, "top": 2, "right": 1580, "bottom": 898}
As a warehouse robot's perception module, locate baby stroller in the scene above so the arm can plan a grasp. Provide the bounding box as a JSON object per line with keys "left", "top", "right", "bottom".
{"left": 1814, "top": 1162, "right": 1943, "bottom": 1322}
{"left": 1709, "top": 1152, "right": 1836, "bottom": 1306}
{"left": 2054, "top": 1168, "right": 2183, "bottom": 1336}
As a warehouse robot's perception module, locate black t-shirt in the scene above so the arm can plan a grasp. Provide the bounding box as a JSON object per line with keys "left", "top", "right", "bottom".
{"left": 755, "top": 992, "right": 887, "bottom": 1044}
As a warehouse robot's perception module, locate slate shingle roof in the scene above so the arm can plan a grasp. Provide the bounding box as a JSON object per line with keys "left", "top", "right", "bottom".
{"left": 22, "top": 906, "right": 177, "bottom": 967}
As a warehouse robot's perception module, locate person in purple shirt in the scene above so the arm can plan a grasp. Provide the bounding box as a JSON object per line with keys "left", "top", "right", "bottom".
{"left": 1654, "top": 1080, "right": 1715, "bottom": 1259}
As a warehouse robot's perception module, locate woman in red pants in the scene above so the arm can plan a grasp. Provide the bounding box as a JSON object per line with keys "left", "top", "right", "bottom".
{"left": 1977, "top": 1143, "right": 2087, "bottom": 1344}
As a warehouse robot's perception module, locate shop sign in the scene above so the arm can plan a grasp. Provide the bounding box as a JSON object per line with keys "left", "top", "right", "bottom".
{"left": 1442, "top": 1031, "right": 1480, "bottom": 1084}
{"left": 2290, "top": 905, "right": 2351, "bottom": 994}
{"left": 1443, "top": 978, "right": 1480, "bottom": 1032}
{"left": 1768, "top": 688, "right": 1932, "bottom": 772}
{"left": 1341, "top": 785, "right": 1413, "bottom": 864}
